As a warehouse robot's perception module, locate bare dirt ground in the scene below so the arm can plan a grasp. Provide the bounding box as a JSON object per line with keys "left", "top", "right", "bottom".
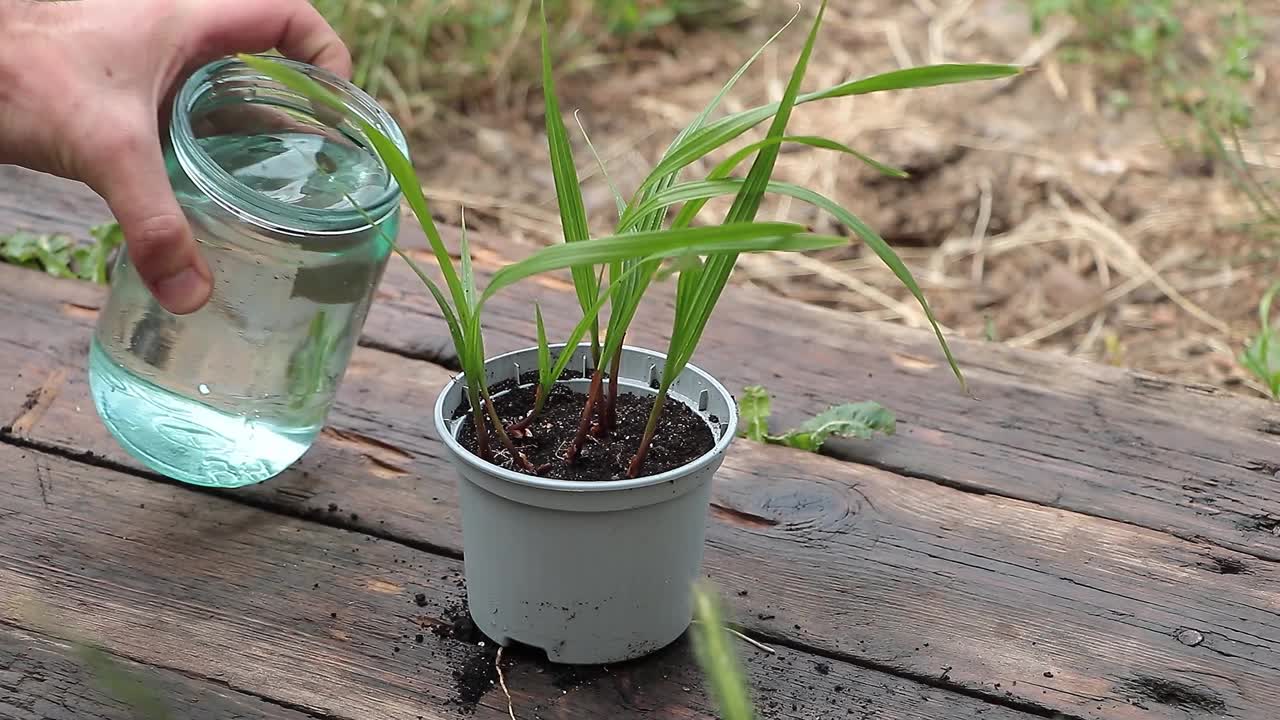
{"left": 405, "top": 0, "right": 1280, "bottom": 399}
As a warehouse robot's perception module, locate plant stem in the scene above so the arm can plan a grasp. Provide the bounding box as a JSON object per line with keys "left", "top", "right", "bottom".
{"left": 484, "top": 391, "right": 539, "bottom": 473}
{"left": 564, "top": 367, "right": 604, "bottom": 463}
{"left": 467, "top": 386, "right": 491, "bottom": 461}
{"left": 602, "top": 340, "right": 624, "bottom": 432}
{"left": 507, "top": 385, "right": 545, "bottom": 435}
{"left": 626, "top": 387, "right": 668, "bottom": 478}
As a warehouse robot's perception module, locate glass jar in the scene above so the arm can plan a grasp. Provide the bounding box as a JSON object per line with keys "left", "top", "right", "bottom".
{"left": 89, "top": 55, "right": 407, "bottom": 488}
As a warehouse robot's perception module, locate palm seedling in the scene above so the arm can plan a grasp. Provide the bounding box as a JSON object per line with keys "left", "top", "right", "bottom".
{"left": 243, "top": 0, "right": 1020, "bottom": 479}
{"left": 240, "top": 51, "right": 846, "bottom": 474}
{"left": 510, "top": 1, "right": 1018, "bottom": 476}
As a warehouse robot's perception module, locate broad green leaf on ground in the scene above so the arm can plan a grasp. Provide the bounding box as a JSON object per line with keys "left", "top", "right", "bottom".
{"left": 0, "top": 222, "right": 122, "bottom": 283}
{"left": 738, "top": 385, "right": 896, "bottom": 452}
{"left": 775, "top": 401, "right": 896, "bottom": 451}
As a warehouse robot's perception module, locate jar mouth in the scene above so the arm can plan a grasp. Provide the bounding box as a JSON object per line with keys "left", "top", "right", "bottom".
{"left": 171, "top": 55, "right": 408, "bottom": 236}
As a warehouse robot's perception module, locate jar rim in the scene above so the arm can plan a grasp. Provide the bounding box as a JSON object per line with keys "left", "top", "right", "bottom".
{"left": 170, "top": 54, "right": 408, "bottom": 236}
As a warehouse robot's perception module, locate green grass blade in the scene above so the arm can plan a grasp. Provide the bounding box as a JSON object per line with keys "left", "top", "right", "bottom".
{"left": 575, "top": 110, "right": 627, "bottom": 220}
{"left": 725, "top": 0, "right": 824, "bottom": 226}
{"left": 481, "top": 223, "right": 840, "bottom": 302}
{"left": 662, "top": 1, "right": 829, "bottom": 387}
{"left": 1260, "top": 279, "right": 1279, "bottom": 328}
{"left": 539, "top": 2, "right": 599, "bottom": 319}
{"left": 770, "top": 181, "right": 965, "bottom": 391}
{"left": 691, "top": 584, "right": 755, "bottom": 720}
{"left": 237, "top": 53, "right": 469, "bottom": 318}
{"left": 460, "top": 206, "right": 476, "bottom": 311}
{"left": 806, "top": 63, "right": 1023, "bottom": 102}
{"left": 714, "top": 135, "right": 908, "bottom": 180}
{"left": 619, "top": 135, "right": 903, "bottom": 232}
{"left": 535, "top": 303, "right": 552, "bottom": 389}
{"left": 631, "top": 63, "right": 1019, "bottom": 205}
{"left": 623, "top": 7, "right": 799, "bottom": 235}
{"left": 394, "top": 246, "right": 467, "bottom": 362}
{"left": 619, "top": 175, "right": 967, "bottom": 391}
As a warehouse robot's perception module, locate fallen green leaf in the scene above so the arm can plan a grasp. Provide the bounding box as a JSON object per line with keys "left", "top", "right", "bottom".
{"left": 0, "top": 221, "right": 122, "bottom": 284}
{"left": 738, "top": 385, "right": 772, "bottom": 442}
{"left": 738, "top": 385, "right": 895, "bottom": 452}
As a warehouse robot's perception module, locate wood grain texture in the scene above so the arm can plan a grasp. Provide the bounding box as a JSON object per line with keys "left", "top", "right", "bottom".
{"left": 0, "top": 264, "right": 1278, "bottom": 718}
{"left": 0, "top": 441, "right": 1032, "bottom": 720}
{"left": 0, "top": 625, "right": 312, "bottom": 720}
{"left": 4, "top": 166, "right": 1276, "bottom": 564}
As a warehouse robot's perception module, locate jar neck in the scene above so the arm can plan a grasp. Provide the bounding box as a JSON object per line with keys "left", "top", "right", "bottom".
{"left": 169, "top": 55, "right": 407, "bottom": 237}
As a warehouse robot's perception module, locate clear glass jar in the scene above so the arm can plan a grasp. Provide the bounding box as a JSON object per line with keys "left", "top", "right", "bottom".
{"left": 89, "top": 55, "right": 407, "bottom": 488}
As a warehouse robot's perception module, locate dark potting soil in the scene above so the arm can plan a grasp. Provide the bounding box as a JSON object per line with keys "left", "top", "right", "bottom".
{"left": 455, "top": 370, "right": 715, "bottom": 482}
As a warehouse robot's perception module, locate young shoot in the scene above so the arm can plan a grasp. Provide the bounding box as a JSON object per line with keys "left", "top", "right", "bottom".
{"left": 240, "top": 54, "right": 847, "bottom": 476}
{"left": 518, "top": 1, "right": 1018, "bottom": 473}
{"left": 242, "top": 0, "right": 1021, "bottom": 479}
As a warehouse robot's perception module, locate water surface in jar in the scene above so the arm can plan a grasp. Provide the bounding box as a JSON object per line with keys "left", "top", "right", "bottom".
{"left": 89, "top": 130, "right": 394, "bottom": 488}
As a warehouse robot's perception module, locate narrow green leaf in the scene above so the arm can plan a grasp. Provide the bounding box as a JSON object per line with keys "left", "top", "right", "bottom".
{"left": 737, "top": 385, "right": 772, "bottom": 442}
{"left": 574, "top": 110, "right": 627, "bottom": 220}
{"left": 620, "top": 177, "right": 966, "bottom": 392}
{"left": 481, "top": 223, "right": 842, "bottom": 303}
{"left": 1241, "top": 280, "right": 1280, "bottom": 400}
{"left": 236, "top": 53, "right": 470, "bottom": 323}
{"left": 539, "top": 2, "right": 599, "bottom": 321}
{"left": 661, "top": 0, "right": 830, "bottom": 390}
{"left": 460, "top": 206, "right": 476, "bottom": 312}
{"left": 631, "top": 63, "right": 1020, "bottom": 204}
{"left": 394, "top": 246, "right": 467, "bottom": 366}
{"left": 535, "top": 303, "right": 552, "bottom": 390}
{"left": 691, "top": 584, "right": 755, "bottom": 720}
{"left": 623, "top": 7, "right": 799, "bottom": 235}
{"left": 1260, "top": 279, "right": 1279, "bottom": 329}
{"left": 620, "top": 135, "right": 904, "bottom": 233}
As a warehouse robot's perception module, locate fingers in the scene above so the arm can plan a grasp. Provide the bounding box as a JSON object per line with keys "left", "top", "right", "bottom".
{"left": 87, "top": 126, "right": 212, "bottom": 315}
{"left": 188, "top": 0, "right": 352, "bottom": 79}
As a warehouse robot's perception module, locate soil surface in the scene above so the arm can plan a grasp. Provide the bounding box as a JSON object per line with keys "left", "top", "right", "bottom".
{"left": 456, "top": 371, "right": 716, "bottom": 481}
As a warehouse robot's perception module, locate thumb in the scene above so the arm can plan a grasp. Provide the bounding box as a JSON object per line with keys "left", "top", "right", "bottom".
{"left": 89, "top": 131, "right": 213, "bottom": 315}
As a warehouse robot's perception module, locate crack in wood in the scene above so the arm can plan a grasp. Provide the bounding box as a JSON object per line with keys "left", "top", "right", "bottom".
{"left": 709, "top": 502, "right": 780, "bottom": 529}
{"left": 320, "top": 427, "right": 413, "bottom": 462}
{"left": 4, "top": 368, "right": 66, "bottom": 437}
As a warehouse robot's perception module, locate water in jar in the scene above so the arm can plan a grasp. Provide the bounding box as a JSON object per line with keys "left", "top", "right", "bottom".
{"left": 89, "top": 130, "right": 395, "bottom": 488}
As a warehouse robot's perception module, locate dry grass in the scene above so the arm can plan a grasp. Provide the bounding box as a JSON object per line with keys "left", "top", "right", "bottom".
{"left": 330, "top": 0, "right": 1280, "bottom": 399}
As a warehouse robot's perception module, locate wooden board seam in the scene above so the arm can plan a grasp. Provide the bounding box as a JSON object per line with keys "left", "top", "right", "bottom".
{"left": 752, "top": 627, "right": 1083, "bottom": 720}
{"left": 0, "top": 618, "right": 346, "bottom": 720}
{"left": 0, "top": 432, "right": 465, "bottom": 562}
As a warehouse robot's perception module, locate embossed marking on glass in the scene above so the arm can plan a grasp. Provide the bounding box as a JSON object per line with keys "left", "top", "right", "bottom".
{"left": 89, "top": 56, "right": 407, "bottom": 488}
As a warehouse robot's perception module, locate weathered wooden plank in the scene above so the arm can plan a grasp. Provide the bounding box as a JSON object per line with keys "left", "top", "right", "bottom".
{"left": 1, "top": 263, "right": 1279, "bottom": 719}
{"left": 3, "top": 165, "right": 1278, "bottom": 564}
{"left": 0, "top": 441, "right": 1033, "bottom": 720}
{"left": 0, "top": 625, "right": 313, "bottom": 720}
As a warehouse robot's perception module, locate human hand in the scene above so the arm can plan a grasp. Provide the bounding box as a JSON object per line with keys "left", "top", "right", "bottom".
{"left": 0, "top": 0, "right": 352, "bottom": 314}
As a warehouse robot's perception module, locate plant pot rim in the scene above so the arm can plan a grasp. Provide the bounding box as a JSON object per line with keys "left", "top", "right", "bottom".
{"left": 432, "top": 343, "right": 739, "bottom": 493}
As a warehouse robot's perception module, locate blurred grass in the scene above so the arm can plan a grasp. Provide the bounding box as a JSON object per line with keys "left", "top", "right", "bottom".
{"left": 314, "top": 0, "right": 752, "bottom": 129}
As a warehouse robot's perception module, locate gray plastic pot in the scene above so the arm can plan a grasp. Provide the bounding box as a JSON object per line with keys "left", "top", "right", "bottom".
{"left": 433, "top": 343, "right": 738, "bottom": 665}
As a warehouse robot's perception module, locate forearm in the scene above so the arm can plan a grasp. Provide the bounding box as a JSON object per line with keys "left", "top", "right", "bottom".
{"left": 0, "top": 1, "right": 55, "bottom": 169}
